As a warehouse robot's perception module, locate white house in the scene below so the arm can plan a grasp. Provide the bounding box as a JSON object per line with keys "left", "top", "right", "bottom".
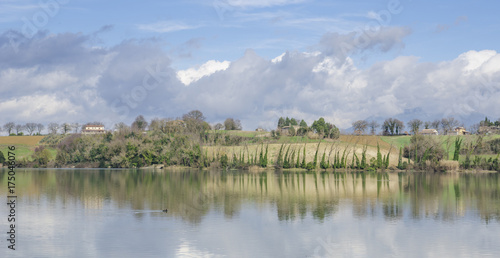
{"left": 82, "top": 124, "right": 105, "bottom": 134}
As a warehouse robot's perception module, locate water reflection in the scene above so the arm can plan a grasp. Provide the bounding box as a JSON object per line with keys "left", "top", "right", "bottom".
{"left": 1, "top": 169, "right": 499, "bottom": 224}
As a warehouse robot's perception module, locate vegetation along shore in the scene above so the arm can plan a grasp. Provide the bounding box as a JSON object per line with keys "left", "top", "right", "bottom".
{"left": 0, "top": 111, "right": 499, "bottom": 173}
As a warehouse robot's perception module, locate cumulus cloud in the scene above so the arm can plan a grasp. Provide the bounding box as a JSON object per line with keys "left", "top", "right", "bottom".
{"left": 177, "top": 60, "right": 230, "bottom": 85}
{"left": 0, "top": 29, "right": 499, "bottom": 132}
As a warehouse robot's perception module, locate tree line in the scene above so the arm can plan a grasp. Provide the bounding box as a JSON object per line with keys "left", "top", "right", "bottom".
{"left": 352, "top": 117, "right": 500, "bottom": 136}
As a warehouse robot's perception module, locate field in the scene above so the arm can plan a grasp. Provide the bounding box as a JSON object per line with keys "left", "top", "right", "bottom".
{"left": 0, "top": 136, "right": 45, "bottom": 146}
{"left": 0, "top": 136, "right": 56, "bottom": 161}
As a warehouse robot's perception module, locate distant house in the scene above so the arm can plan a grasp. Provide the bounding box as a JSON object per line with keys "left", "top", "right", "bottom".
{"left": 82, "top": 124, "right": 105, "bottom": 134}
{"left": 454, "top": 127, "right": 470, "bottom": 135}
{"left": 478, "top": 126, "right": 500, "bottom": 135}
{"left": 255, "top": 127, "right": 265, "bottom": 132}
{"left": 420, "top": 129, "right": 438, "bottom": 135}
{"left": 280, "top": 125, "right": 299, "bottom": 135}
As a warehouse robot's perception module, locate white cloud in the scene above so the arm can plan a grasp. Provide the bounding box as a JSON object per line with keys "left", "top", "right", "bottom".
{"left": 137, "top": 21, "right": 199, "bottom": 33}
{"left": 0, "top": 30, "right": 499, "bottom": 131}
{"left": 177, "top": 60, "right": 231, "bottom": 85}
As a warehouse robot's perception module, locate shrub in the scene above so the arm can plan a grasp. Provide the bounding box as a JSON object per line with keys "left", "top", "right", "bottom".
{"left": 439, "top": 160, "right": 459, "bottom": 171}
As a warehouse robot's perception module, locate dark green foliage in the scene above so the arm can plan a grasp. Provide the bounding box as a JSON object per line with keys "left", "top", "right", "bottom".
{"left": 290, "top": 149, "right": 296, "bottom": 168}
{"left": 320, "top": 152, "right": 328, "bottom": 169}
{"left": 0, "top": 151, "right": 5, "bottom": 164}
{"left": 301, "top": 145, "right": 306, "bottom": 168}
{"left": 397, "top": 147, "right": 405, "bottom": 170}
{"left": 376, "top": 143, "right": 383, "bottom": 169}
{"left": 283, "top": 145, "right": 291, "bottom": 169}
{"left": 32, "top": 146, "right": 51, "bottom": 166}
{"left": 313, "top": 142, "right": 320, "bottom": 169}
{"left": 453, "top": 138, "right": 463, "bottom": 161}
{"left": 360, "top": 146, "right": 367, "bottom": 169}
{"left": 296, "top": 147, "right": 301, "bottom": 168}
{"left": 276, "top": 144, "right": 285, "bottom": 168}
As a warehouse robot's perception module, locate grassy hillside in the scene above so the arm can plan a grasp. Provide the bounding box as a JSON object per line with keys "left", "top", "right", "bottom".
{"left": 0, "top": 136, "right": 56, "bottom": 162}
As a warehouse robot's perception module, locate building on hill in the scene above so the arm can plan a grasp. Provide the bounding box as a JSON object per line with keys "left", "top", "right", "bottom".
{"left": 82, "top": 124, "right": 105, "bottom": 134}
{"left": 280, "top": 125, "right": 300, "bottom": 135}
{"left": 419, "top": 129, "right": 438, "bottom": 135}
{"left": 454, "top": 127, "right": 470, "bottom": 135}
{"left": 478, "top": 126, "right": 500, "bottom": 135}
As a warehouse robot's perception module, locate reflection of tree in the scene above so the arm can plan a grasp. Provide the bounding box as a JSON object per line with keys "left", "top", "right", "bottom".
{"left": 1, "top": 169, "right": 499, "bottom": 224}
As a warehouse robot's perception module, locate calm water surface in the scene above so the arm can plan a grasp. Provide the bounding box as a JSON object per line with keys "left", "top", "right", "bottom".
{"left": 1, "top": 169, "right": 500, "bottom": 257}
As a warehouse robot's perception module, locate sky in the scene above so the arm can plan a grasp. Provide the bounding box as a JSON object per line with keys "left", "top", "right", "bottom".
{"left": 0, "top": 0, "right": 499, "bottom": 131}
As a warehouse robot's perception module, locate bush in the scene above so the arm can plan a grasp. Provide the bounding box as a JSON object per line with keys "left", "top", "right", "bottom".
{"left": 0, "top": 151, "right": 5, "bottom": 164}
{"left": 439, "top": 160, "right": 460, "bottom": 171}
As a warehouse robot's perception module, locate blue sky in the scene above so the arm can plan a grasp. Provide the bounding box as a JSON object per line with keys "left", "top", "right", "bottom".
{"left": 0, "top": 0, "right": 499, "bottom": 131}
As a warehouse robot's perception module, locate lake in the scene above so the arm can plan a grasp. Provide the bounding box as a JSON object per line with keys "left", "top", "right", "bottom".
{"left": 1, "top": 169, "right": 500, "bottom": 257}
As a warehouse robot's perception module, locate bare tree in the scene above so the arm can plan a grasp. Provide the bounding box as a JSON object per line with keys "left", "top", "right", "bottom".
{"left": 61, "top": 123, "right": 72, "bottom": 134}
{"left": 431, "top": 119, "right": 440, "bottom": 131}
{"left": 72, "top": 123, "right": 80, "bottom": 133}
{"left": 36, "top": 123, "right": 45, "bottom": 135}
{"left": 469, "top": 123, "right": 480, "bottom": 134}
{"left": 213, "top": 123, "right": 224, "bottom": 130}
{"left": 48, "top": 123, "right": 59, "bottom": 135}
{"left": 395, "top": 119, "right": 405, "bottom": 135}
{"left": 3, "top": 122, "right": 15, "bottom": 135}
{"left": 224, "top": 118, "right": 242, "bottom": 130}
{"left": 15, "top": 124, "right": 25, "bottom": 135}
{"left": 424, "top": 121, "right": 431, "bottom": 129}
{"left": 407, "top": 119, "right": 423, "bottom": 135}
{"left": 25, "top": 122, "right": 37, "bottom": 135}
{"left": 441, "top": 117, "right": 460, "bottom": 135}
{"left": 182, "top": 110, "right": 205, "bottom": 122}
{"left": 352, "top": 120, "right": 368, "bottom": 135}
{"left": 131, "top": 115, "right": 148, "bottom": 131}
{"left": 368, "top": 121, "right": 379, "bottom": 135}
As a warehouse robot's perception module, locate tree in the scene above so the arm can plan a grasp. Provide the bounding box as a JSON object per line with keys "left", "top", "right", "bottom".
{"left": 382, "top": 118, "right": 395, "bottom": 135}
{"left": 407, "top": 119, "right": 423, "bottom": 135}
{"left": 0, "top": 151, "right": 5, "bottom": 164}
{"left": 290, "top": 118, "right": 298, "bottom": 126}
{"left": 72, "top": 123, "right": 80, "bottom": 134}
{"left": 424, "top": 121, "right": 431, "bottom": 129}
{"left": 352, "top": 120, "right": 368, "bottom": 135}
{"left": 24, "top": 123, "right": 37, "bottom": 135}
{"left": 4, "top": 122, "right": 15, "bottom": 135}
{"left": 182, "top": 110, "right": 209, "bottom": 133}
{"left": 132, "top": 115, "right": 148, "bottom": 131}
{"left": 299, "top": 120, "right": 307, "bottom": 128}
{"left": 277, "top": 117, "right": 285, "bottom": 128}
{"left": 15, "top": 124, "right": 25, "bottom": 135}
{"left": 114, "top": 122, "right": 130, "bottom": 134}
{"left": 394, "top": 119, "right": 404, "bottom": 135}
{"left": 36, "top": 123, "right": 45, "bottom": 135}
{"left": 441, "top": 117, "right": 459, "bottom": 135}
{"left": 61, "top": 123, "right": 72, "bottom": 134}
{"left": 224, "top": 118, "right": 242, "bottom": 130}
{"left": 368, "top": 121, "right": 379, "bottom": 135}
{"left": 48, "top": 123, "right": 59, "bottom": 135}
{"left": 182, "top": 110, "right": 205, "bottom": 122}
{"left": 431, "top": 119, "right": 440, "bottom": 131}
{"left": 469, "top": 123, "right": 480, "bottom": 134}
{"left": 214, "top": 123, "right": 224, "bottom": 130}
{"left": 311, "top": 118, "right": 327, "bottom": 135}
